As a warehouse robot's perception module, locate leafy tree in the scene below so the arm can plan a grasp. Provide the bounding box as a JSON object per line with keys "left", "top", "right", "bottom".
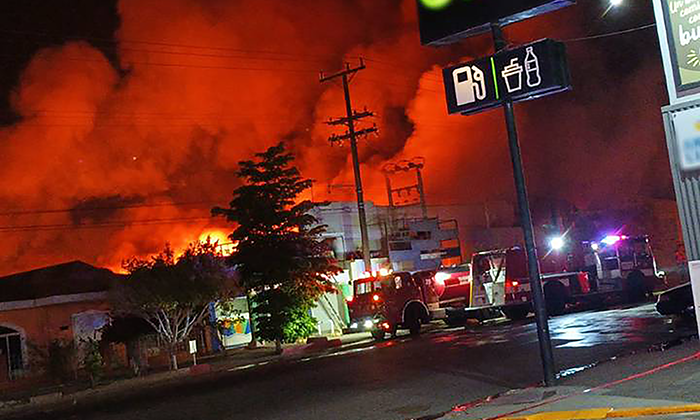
{"left": 213, "top": 143, "right": 340, "bottom": 353}
{"left": 111, "top": 240, "right": 238, "bottom": 370}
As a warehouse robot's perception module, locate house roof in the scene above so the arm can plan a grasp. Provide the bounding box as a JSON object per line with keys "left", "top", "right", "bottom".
{"left": 0, "top": 261, "right": 123, "bottom": 303}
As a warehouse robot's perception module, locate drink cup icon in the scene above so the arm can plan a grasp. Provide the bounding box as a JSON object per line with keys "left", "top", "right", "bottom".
{"left": 501, "top": 58, "right": 523, "bottom": 93}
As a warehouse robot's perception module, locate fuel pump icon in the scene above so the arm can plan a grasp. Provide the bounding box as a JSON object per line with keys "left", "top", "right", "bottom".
{"left": 452, "top": 65, "right": 486, "bottom": 106}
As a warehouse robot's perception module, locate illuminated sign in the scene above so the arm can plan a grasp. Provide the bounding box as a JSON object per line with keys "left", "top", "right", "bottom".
{"left": 443, "top": 39, "right": 571, "bottom": 115}
{"left": 660, "top": 0, "right": 700, "bottom": 92}
{"left": 672, "top": 107, "right": 700, "bottom": 171}
{"left": 416, "top": 0, "right": 576, "bottom": 46}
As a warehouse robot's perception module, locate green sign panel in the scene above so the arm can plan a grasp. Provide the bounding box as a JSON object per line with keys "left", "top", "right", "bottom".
{"left": 661, "top": 0, "right": 700, "bottom": 92}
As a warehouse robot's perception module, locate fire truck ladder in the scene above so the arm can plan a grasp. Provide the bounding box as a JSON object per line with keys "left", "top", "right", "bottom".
{"left": 319, "top": 293, "right": 347, "bottom": 334}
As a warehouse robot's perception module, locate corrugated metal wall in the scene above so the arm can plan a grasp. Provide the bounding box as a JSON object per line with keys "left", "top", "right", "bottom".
{"left": 663, "top": 100, "right": 700, "bottom": 261}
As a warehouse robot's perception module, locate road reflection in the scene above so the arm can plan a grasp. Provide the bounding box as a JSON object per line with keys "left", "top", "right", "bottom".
{"left": 426, "top": 304, "right": 691, "bottom": 350}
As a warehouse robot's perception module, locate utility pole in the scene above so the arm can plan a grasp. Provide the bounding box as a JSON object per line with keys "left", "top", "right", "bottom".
{"left": 492, "top": 23, "right": 556, "bottom": 386}
{"left": 320, "top": 59, "right": 377, "bottom": 273}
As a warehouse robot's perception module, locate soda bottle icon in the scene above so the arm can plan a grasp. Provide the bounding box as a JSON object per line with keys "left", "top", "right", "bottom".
{"left": 525, "top": 46, "right": 541, "bottom": 88}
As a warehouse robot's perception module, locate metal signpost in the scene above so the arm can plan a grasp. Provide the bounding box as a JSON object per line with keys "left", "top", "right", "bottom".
{"left": 652, "top": 0, "right": 700, "bottom": 336}
{"left": 417, "top": 0, "right": 575, "bottom": 386}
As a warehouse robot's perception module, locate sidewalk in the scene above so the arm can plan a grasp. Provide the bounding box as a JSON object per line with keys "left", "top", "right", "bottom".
{"left": 0, "top": 331, "right": 373, "bottom": 418}
{"left": 436, "top": 335, "right": 700, "bottom": 420}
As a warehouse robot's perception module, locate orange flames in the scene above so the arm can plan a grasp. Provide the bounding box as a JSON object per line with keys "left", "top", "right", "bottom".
{"left": 197, "top": 230, "right": 236, "bottom": 257}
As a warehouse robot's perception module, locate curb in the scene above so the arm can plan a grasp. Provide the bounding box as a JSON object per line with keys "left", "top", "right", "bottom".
{"left": 500, "top": 404, "right": 700, "bottom": 420}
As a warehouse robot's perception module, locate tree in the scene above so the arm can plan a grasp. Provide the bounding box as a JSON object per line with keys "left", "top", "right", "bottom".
{"left": 212, "top": 142, "right": 340, "bottom": 353}
{"left": 111, "top": 240, "right": 237, "bottom": 370}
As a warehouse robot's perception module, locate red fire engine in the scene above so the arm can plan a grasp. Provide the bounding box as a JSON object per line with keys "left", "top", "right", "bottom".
{"left": 459, "top": 247, "right": 591, "bottom": 322}
{"left": 346, "top": 271, "right": 436, "bottom": 339}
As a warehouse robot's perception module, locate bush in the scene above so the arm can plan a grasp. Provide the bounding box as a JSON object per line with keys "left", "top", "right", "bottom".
{"left": 80, "top": 336, "right": 104, "bottom": 387}
{"left": 28, "top": 339, "right": 77, "bottom": 382}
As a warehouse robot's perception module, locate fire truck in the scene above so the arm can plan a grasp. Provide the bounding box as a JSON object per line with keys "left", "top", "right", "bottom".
{"left": 586, "top": 235, "right": 666, "bottom": 301}
{"left": 346, "top": 235, "right": 666, "bottom": 338}
{"left": 346, "top": 271, "right": 433, "bottom": 339}
{"left": 428, "top": 263, "right": 472, "bottom": 319}
{"left": 450, "top": 247, "right": 591, "bottom": 322}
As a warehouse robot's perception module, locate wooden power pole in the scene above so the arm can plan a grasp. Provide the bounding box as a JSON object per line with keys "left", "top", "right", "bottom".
{"left": 320, "top": 59, "right": 377, "bottom": 272}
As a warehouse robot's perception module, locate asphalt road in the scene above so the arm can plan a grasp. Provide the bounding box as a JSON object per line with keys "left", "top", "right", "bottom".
{"left": 37, "top": 303, "right": 697, "bottom": 420}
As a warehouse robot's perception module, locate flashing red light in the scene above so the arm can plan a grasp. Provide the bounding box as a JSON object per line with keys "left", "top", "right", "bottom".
{"left": 372, "top": 294, "right": 380, "bottom": 302}
{"left": 381, "top": 322, "right": 391, "bottom": 330}
{"left": 506, "top": 279, "right": 520, "bottom": 293}
{"left": 345, "top": 296, "right": 354, "bottom": 303}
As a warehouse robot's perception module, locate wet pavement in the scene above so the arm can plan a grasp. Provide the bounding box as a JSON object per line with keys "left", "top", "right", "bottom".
{"left": 17, "top": 303, "right": 696, "bottom": 420}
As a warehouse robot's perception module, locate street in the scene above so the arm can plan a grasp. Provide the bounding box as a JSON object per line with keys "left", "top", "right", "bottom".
{"left": 19, "top": 303, "right": 692, "bottom": 420}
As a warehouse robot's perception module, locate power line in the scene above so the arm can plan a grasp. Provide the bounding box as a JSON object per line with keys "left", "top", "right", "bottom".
{"left": 0, "top": 201, "right": 513, "bottom": 232}
{"left": 0, "top": 35, "right": 333, "bottom": 65}
{"left": 0, "top": 200, "right": 223, "bottom": 217}
{"left": 0, "top": 28, "right": 335, "bottom": 61}
{"left": 0, "top": 216, "right": 217, "bottom": 233}
{"left": 0, "top": 29, "right": 449, "bottom": 83}
{"left": 563, "top": 23, "right": 656, "bottom": 43}
{"left": 11, "top": 110, "right": 298, "bottom": 118}
{"left": 0, "top": 52, "right": 321, "bottom": 74}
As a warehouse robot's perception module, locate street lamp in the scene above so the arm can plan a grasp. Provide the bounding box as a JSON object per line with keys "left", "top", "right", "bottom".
{"left": 602, "top": 0, "right": 623, "bottom": 17}
{"left": 549, "top": 236, "right": 565, "bottom": 251}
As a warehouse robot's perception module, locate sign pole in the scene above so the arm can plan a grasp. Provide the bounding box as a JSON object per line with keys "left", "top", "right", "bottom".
{"left": 491, "top": 23, "right": 556, "bottom": 387}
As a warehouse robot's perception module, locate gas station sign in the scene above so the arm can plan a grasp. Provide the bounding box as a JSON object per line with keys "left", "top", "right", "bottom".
{"left": 442, "top": 39, "right": 571, "bottom": 115}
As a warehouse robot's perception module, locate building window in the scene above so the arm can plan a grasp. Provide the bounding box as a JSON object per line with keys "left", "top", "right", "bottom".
{"left": 412, "top": 231, "right": 432, "bottom": 240}
{"left": 389, "top": 241, "right": 412, "bottom": 251}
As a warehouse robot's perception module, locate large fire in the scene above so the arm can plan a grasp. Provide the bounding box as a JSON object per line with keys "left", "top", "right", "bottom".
{"left": 198, "top": 230, "right": 236, "bottom": 257}
{"left": 0, "top": 1, "right": 670, "bottom": 276}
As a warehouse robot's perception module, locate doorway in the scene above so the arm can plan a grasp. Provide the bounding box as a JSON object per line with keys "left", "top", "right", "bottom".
{"left": 0, "top": 325, "right": 24, "bottom": 381}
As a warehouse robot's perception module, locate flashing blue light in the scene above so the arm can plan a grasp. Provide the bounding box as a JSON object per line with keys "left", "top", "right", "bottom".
{"left": 601, "top": 235, "right": 621, "bottom": 245}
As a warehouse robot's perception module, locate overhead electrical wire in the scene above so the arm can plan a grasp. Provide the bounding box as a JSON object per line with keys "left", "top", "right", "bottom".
{"left": 0, "top": 200, "right": 223, "bottom": 216}
{"left": 0, "top": 28, "right": 335, "bottom": 61}
{"left": 0, "top": 216, "right": 215, "bottom": 233}
{"left": 0, "top": 199, "right": 503, "bottom": 228}
{"left": 563, "top": 23, "right": 656, "bottom": 43}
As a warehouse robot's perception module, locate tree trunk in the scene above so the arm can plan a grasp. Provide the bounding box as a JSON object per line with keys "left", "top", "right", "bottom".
{"left": 275, "top": 338, "right": 282, "bottom": 354}
{"left": 216, "top": 331, "right": 229, "bottom": 356}
{"left": 126, "top": 340, "right": 139, "bottom": 376}
{"left": 170, "top": 349, "right": 178, "bottom": 370}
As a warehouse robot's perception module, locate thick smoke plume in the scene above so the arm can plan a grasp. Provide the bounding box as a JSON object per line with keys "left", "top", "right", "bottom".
{"left": 0, "top": 0, "right": 672, "bottom": 275}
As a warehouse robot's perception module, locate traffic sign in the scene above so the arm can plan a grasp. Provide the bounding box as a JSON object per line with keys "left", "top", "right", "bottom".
{"left": 417, "top": 0, "right": 575, "bottom": 46}
{"left": 442, "top": 39, "right": 571, "bottom": 115}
